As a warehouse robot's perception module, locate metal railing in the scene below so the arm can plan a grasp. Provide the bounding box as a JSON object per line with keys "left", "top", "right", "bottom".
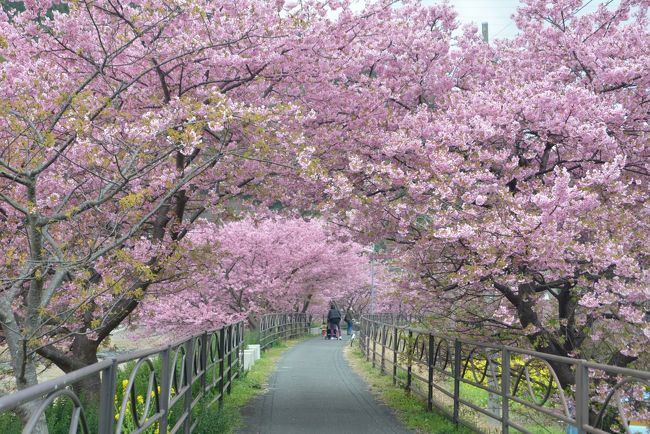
{"left": 0, "top": 314, "right": 308, "bottom": 433}
{"left": 258, "top": 313, "right": 310, "bottom": 351}
{"left": 359, "top": 316, "right": 650, "bottom": 434}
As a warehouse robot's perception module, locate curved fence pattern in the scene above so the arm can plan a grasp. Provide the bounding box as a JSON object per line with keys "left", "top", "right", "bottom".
{"left": 0, "top": 315, "right": 307, "bottom": 433}
{"left": 360, "top": 315, "right": 650, "bottom": 434}
{"left": 259, "top": 313, "right": 310, "bottom": 351}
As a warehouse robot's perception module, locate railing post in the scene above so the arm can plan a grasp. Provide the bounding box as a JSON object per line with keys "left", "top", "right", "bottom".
{"left": 227, "top": 324, "right": 233, "bottom": 394}
{"left": 427, "top": 334, "right": 434, "bottom": 412}
{"left": 235, "top": 323, "right": 241, "bottom": 379}
{"left": 283, "top": 315, "right": 288, "bottom": 341}
{"left": 406, "top": 329, "right": 412, "bottom": 394}
{"left": 159, "top": 347, "right": 171, "bottom": 434}
{"left": 453, "top": 339, "right": 461, "bottom": 425}
{"left": 380, "top": 325, "right": 386, "bottom": 374}
{"left": 372, "top": 324, "right": 377, "bottom": 368}
{"left": 392, "top": 327, "right": 398, "bottom": 385}
{"left": 183, "top": 338, "right": 194, "bottom": 434}
{"left": 240, "top": 322, "right": 245, "bottom": 375}
{"left": 366, "top": 321, "right": 371, "bottom": 362}
{"left": 201, "top": 332, "right": 208, "bottom": 392}
{"left": 98, "top": 358, "right": 117, "bottom": 434}
{"left": 502, "top": 348, "right": 510, "bottom": 434}
{"left": 218, "top": 327, "right": 225, "bottom": 407}
{"left": 575, "top": 361, "right": 589, "bottom": 434}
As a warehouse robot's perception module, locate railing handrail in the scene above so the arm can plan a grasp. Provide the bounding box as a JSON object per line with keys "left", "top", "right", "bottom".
{"left": 0, "top": 360, "right": 114, "bottom": 412}
{"left": 359, "top": 314, "right": 650, "bottom": 434}
{"left": 0, "top": 313, "right": 310, "bottom": 433}
{"left": 361, "top": 315, "right": 650, "bottom": 378}
{"left": 258, "top": 312, "right": 311, "bottom": 351}
{"left": 0, "top": 325, "right": 232, "bottom": 412}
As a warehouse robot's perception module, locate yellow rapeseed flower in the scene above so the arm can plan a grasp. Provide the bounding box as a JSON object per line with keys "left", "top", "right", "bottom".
{"left": 122, "top": 379, "right": 129, "bottom": 390}
{"left": 137, "top": 395, "right": 144, "bottom": 405}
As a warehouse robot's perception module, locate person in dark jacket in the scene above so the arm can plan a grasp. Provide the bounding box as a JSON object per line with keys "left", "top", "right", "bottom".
{"left": 327, "top": 303, "right": 342, "bottom": 340}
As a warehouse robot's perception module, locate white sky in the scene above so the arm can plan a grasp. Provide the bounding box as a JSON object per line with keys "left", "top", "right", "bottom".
{"left": 420, "top": 0, "right": 624, "bottom": 40}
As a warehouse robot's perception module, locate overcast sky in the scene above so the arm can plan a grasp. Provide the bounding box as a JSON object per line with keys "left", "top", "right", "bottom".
{"left": 420, "top": 0, "right": 624, "bottom": 40}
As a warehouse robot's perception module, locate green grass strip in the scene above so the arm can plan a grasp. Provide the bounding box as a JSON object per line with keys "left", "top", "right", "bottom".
{"left": 344, "top": 344, "right": 473, "bottom": 434}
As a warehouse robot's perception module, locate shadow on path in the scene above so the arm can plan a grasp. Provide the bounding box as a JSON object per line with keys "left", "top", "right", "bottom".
{"left": 239, "top": 336, "right": 411, "bottom": 434}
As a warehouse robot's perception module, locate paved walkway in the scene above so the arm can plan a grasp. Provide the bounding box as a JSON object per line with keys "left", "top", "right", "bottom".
{"left": 239, "top": 336, "right": 411, "bottom": 434}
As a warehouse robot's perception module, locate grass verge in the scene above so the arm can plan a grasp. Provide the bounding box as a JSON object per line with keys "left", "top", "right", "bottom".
{"left": 193, "top": 336, "right": 307, "bottom": 434}
{"left": 344, "top": 343, "right": 473, "bottom": 434}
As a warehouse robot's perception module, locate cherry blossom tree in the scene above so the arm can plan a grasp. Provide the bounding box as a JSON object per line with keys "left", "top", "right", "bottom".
{"left": 139, "top": 217, "right": 369, "bottom": 334}
{"left": 1, "top": 0, "right": 647, "bottom": 428}
{"left": 0, "top": 2, "right": 455, "bottom": 417}
{"left": 318, "top": 0, "right": 650, "bottom": 386}
{"left": 0, "top": 0, "right": 307, "bottom": 418}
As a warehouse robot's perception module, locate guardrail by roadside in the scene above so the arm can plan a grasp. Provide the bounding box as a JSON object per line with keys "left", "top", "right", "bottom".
{"left": 359, "top": 314, "right": 650, "bottom": 434}
{"left": 0, "top": 313, "right": 310, "bottom": 433}
{"left": 259, "top": 313, "right": 310, "bottom": 351}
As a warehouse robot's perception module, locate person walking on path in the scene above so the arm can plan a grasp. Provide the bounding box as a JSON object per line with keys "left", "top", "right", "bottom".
{"left": 327, "top": 303, "right": 342, "bottom": 340}
{"left": 344, "top": 308, "right": 354, "bottom": 335}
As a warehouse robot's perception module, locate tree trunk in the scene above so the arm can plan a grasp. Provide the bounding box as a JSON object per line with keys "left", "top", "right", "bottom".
{"left": 0, "top": 304, "right": 49, "bottom": 434}
{"left": 486, "top": 351, "right": 501, "bottom": 429}
{"left": 70, "top": 336, "right": 101, "bottom": 403}
{"left": 36, "top": 335, "right": 101, "bottom": 405}
{"left": 495, "top": 281, "right": 636, "bottom": 390}
{"left": 248, "top": 312, "right": 260, "bottom": 331}
{"left": 37, "top": 296, "right": 141, "bottom": 399}
{"left": 301, "top": 294, "right": 312, "bottom": 313}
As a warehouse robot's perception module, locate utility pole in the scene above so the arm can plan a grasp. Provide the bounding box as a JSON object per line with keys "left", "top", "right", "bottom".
{"left": 482, "top": 22, "right": 489, "bottom": 43}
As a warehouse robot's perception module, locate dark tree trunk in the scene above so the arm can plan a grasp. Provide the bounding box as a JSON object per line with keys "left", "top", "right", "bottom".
{"left": 37, "top": 294, "right": 141, "bottom": 404}
{"left": 36, "top": 188, "right": 193, "bottom": 402}
{"left": 301, "top": 294, "right": 313, "bottom": 313}
{"left": 37, "top": 334, "right": 100, "bottom": 404}
{"left": 494, "top": 280, "right": 638, "bottom": 394}
{"left": 248, "top": 313, "right": 260, "bottom": 330}
{"left": 70, "top": 335, "right": 101, "bottom": 402}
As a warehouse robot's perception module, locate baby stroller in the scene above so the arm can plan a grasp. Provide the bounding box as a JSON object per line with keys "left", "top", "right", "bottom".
{"left": 322, "top": 322, "right": 338, "bottom": 339}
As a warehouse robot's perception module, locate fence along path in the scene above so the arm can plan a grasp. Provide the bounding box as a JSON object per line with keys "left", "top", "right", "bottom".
{"left": 239, "top": 334, "right": 411, "bottom": 434}
{"left": 0, "top": 313, "right": 309, "bottom": 434}
{"left": 360, "top": 314, "right": 650, "bottom": 434}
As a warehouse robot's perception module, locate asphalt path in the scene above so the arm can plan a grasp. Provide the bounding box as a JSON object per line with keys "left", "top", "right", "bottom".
{"left": 239, "top": 335, "right": 411, "bottom": 434}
